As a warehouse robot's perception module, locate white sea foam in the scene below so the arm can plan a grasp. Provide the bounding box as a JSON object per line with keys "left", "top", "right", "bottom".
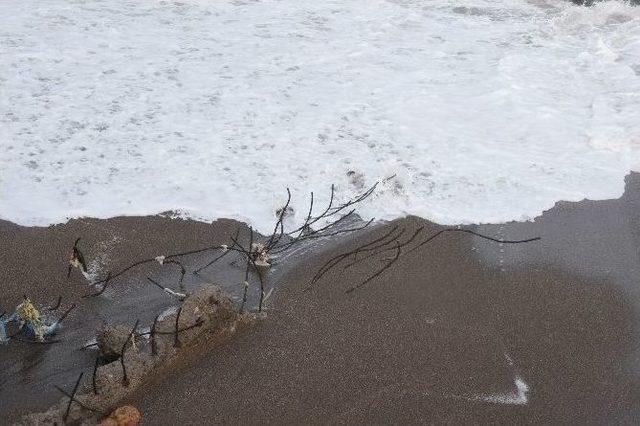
{"left": 430, "top": 352, "right": 530, "bottom": 405}
{"left": 470, "top": 375, "right": 530, "bottom": 405}
{"left": 2, "top": 0, "right": 640, "bottom": 233}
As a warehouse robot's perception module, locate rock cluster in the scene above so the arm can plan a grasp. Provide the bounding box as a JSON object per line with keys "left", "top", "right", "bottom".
{"left": 19, "top": 284, "right": 248, "bottom": 426}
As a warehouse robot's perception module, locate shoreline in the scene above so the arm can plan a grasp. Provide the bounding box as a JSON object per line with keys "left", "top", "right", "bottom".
{"left": 0, "top": 216, "right": 277, "bottom": 423}
{"left": 130, "top": 174, "right": 640, "bottom": 424}
{"left": 1, "top": 174, "right": 640, "bottom": 423}
{"left": 0, "top": 196, "right": 378, "bottom": 423}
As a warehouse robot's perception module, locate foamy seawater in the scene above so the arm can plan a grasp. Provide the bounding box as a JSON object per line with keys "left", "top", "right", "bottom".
{"left": 1, "top": 0, "right": 640, "bottom": 233}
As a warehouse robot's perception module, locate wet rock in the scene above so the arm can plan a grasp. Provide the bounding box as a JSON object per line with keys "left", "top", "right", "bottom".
{"left": 21, "top": 286, "right": 245, "bottom": 425}
{"left": 100, "top": 405, "right": 142, "bottom": 426}
{"left": 97, "top": 325, "right": 135, "bottom": 360}
{"left": 154, "top": 285, "right": 236, "bottom": 352}
{"left": 179, "top": 285, "right": 235, "bottom": 332}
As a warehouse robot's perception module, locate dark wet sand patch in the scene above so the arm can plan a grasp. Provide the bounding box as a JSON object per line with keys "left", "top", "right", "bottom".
{"left": 0, "top": 216, "right": 253, "bottom": 423}
{"left": 4, "top": 174, "right": 640, "bottom": 424}
{"left": 132, "top": 175, "right": 640, "bottom": 425}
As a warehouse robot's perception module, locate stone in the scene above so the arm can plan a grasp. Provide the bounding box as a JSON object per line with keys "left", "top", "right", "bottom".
{"left": 179, "top": 285, "right": 235, "bottom": 330}
{"left": 97, "top": 325, "right": 135, "bottom": 360}
{"left": 100, "top": 405, "right": 142, "bottom": 426}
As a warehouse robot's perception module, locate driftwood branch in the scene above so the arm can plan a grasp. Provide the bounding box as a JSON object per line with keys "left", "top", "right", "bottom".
{"left": 67, "top": 181, "right": 381, "bottom": 314}
{"left": 308, "top": 225, "right": 541, "bottom": 293}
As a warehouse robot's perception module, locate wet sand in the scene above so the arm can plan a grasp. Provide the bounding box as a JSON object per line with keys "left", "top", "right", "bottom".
{"left": 3, "top": 174, "right": 640, "bottom": 424}
{"left": 131, "top": 174, "right": 640, "bottom": 424}
{"left": 0, "top": 216, "right": 254, "bottom": 423}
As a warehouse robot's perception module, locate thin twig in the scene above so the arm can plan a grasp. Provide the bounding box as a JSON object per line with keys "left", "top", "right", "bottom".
{"left": 55, "top": 384, "right": 104, "bottom": 416}
{"left": 342, "top": 226, "right": 423, "bottom": 271}
{"left": 308, "top": 225, "right": 403, "bottom": 288}
{"left": 146, "top": 277, "right": 186, "bottom": 300}
{"left": 287, "top": 185, "right": 336, "bottom": 236}
{"left": 90, "top": 244, "right": 231, "bottom": 287}
{"left": 92, "top": 355, "right": 100, "bottom": 395}
{"left": 194, "top": 227, "right": 242, "bottom": 274}
{"left": 82, "top": 272, "right": 111, "bottom": 298}
{"left": 298, "top": 191, "right": 315, "bottom": 237}
{"left": 120, "top": 319, "right": 139, "bottom": 387}
{"left": 230, "top": 235, "right": 266, "bottom": 312}
{"left": 310, "top": 225, "right": 540, "bottom": 292}
{"left": 137, "top": 318, "right": 204, "bottom": 337}
{"left": 345, "top": 241, "right": 402, "bottom": 293}
{"left": 62, "top": 372, "right": 84, "bottom": 422}
{"left": 240, "top": 281, "right": 249, "bottom": 312}
{"left": 193, "top": 248, "right": 231, "bottom": 274}
{"left": 325, "top": 182, "right": 378, "bottom": 219}
{"left": 69, "top": 182, "right": 382, "bottom": 312}
{"left": 407, "top": 228, "right": 541, "bottom": 255}
{"left": 150, "top": 314, "right": 159, "bottom": 355}
{"left": 265, "top": 188, "right": 292, "bottom": 251}
{"left": 58, "top": 304, "right": 77, "bottom": 323}
{"left": 241, "top": 228, "right": 253, "bottom": 311}
{"left": 164, "top": 259, "right": 187, "bottom": 290}
{"left": 270, "top": 217, "right": 375, "bottom": 255}
{"left": 48, "top": 296, "right": 62, "bottom": 311}
{"left": 173, "top": 306, "right": 182, "bottom": 348}
{"left": 272, "top": 208, "right": 358, "bottom": 251}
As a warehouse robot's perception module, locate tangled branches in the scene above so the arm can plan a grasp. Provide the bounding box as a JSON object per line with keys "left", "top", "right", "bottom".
{"left": 308, "top": 226, "right": 541, "bottom": 293}
{"left": 66, "top": 177, "right": 539, "bottom": 308}
{"left": 70, "top": 181, "right": 380, "bottom": 312}
{"left": 27, "top": 181, "right": 382, "bottom": 423}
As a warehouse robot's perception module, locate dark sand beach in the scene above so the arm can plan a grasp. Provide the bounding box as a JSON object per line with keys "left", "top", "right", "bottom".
{"left": 130, "top": 176, "right": 640, "bottom": 425}
{"left": 0, "top": 216, "right": 254, "bottom": 423}
{"left": 3, "top": 174, "right": 640, "bottom": 424}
